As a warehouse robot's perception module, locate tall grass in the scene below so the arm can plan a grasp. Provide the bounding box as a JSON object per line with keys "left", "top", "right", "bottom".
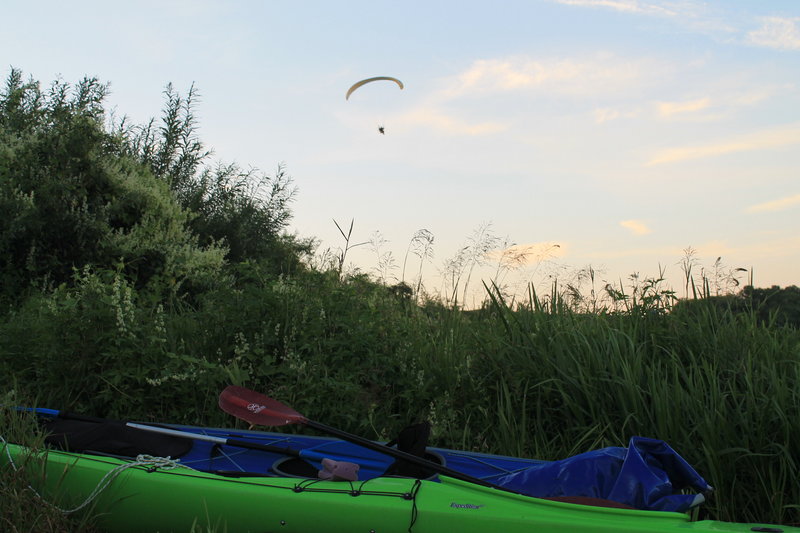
{"left": 469, "top": 284, "right": 800, "bottom": 525}
{"left": 0, "top": 402, "right": 101, "bottom": 532}
{"left": 1, "top": 266, "right": 798, "bottom": 527}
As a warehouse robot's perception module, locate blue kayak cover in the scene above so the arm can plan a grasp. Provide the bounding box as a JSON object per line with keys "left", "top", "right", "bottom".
{"left": 495, "top": 436, "right": 713, "bottom": 512}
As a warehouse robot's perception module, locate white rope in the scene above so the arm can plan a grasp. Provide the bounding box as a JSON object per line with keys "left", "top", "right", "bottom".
{"left": 1, "top": 435, "right": 194, "bottom": 514}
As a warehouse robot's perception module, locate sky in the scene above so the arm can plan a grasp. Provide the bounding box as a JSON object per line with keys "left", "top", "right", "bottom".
{"left": 3, "top": 0, "right": 799, "bottom": 307}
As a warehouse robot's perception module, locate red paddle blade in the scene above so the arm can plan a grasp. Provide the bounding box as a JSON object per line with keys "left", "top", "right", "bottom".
{"left": 218, "top": 385, "right": 308, "bottom": 426}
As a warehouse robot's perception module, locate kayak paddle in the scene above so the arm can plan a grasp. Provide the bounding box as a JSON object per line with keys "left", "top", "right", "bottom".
{"left": 19, "top": 407, "right": 305, "bottom": 459}
{"left": 218, "top": 385, "right": 520, "bottom": 493}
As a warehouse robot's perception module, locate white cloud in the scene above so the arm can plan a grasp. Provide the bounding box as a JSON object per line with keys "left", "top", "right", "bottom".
{"left": 652, "top": 86, "right": 796, "bottom": 123}
{"left": 594, "top": 108, "right": 622, "bottom": 124}
{"left": 694, "top": 236, "right": 800, "bottom": 263}
{"left": 593, "top": 107, "right": 641, "bottom": 123}
{"left": 657, "top": 97, "right": 711, "bottom": 117}
{"left": 582, "top": 244, "right": 686, "bottom": 260}
{"left": 555, "top": 7, "right": 800, "bottom": 52}
{"left": 747, "top": 17, "right": 800, "bottom": 50}
{"left": 398, "top": 107, "right": 507, "bottom": 136}
{"left": 620, "top": 220, "right": 652, "bottom": 235}
{"left": 552, "top": 1, "right": 800, "bottom": 45}
{"left": 551, "top": 0, "right": 678, "bottom": 17}
{"left": 722, "top": 85, "right": 795, "bottom": 110}
{"left": 444, "top": 54, "right": 654, "bottom": 98}
{"left": 745, "top": 194, "right": 800, "bottom": 214}
{"left": 646, "top": 123, "right": 800, "bottom": 165}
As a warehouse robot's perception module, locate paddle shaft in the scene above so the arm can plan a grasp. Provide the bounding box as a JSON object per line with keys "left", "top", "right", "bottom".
{"left": 125, "top": 423, "right": 301, "bottom": 457}
{"left": 29, "top": 409, "right": 302, "bottom": 458}
{"left": 305, "top": 419, "right": 506, "bottom": 491}
{"left": 217, "top": 386, "right": 522, "bottom": 493}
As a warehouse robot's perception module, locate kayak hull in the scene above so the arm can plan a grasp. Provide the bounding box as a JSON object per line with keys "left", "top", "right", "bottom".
{"left": 2, "top": 442, "right": 795, "bottom": 533}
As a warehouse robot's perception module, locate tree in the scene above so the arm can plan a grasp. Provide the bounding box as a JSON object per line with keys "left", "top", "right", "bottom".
{"left": 0, "top": 69, "right": 225, "bottom": 301}
{"left": 672, "top": 284, "right": 800, "bottom": 329}
{"left": 121, "top": 83, "right": 311, "bottom": 273}
{"left": 742, "top": 285, "right": 800, "bottom": 328}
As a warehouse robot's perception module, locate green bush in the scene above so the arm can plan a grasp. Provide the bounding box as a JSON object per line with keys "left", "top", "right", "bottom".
{"left": 0, "top": 69, "right": 225, "bottom": 304}
{"left": 123, "top": 83, "right": 311, "bottom": 273}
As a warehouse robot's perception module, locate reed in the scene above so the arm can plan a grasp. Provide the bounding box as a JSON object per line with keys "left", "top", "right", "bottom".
{"left": 1, "top": 265, "right": 797, "bottom": 527}
{"left": 457, "top": 286, "right": 800, "bottom": 525}
{"left": 0, "top": 403, "right": 101, "bottom": 532}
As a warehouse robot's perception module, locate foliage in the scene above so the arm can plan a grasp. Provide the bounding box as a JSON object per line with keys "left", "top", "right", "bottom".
{"left": 0, "top": 402, "right": 101, "bottom": 532}
{"left": 0, "top": 69, "right": 225, "bottom": 303}
{"left": 480, "top": 284, "right": 799, "bottom": 525}
{"left": 121, "top": 83, "right": 311, "bottom": 273}
{"left": 1, "top": 68, "right": 798, "bottom": 530}
{"left": 742, "top": 285, "right": 800, "bottom": 327}
{"left": 4, "top": 270, "right": 798, "bottom": 526}
{"left": 673, "top": 284, "right": 800, "bottom": 329}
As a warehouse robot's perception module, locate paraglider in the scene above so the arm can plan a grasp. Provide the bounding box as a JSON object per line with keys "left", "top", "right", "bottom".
{"left": 346, "top": 76, "right": 404, "bottom": 134}
{"left": 345, "top": 76, "right": 404, "bottom": 100}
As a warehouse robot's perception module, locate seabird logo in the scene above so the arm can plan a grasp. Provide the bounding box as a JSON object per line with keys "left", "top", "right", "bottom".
{"left": 247, "top": 403, "right": 266, "bottom": 414}
{"left": 450, "top": 502, "right": 484, "bottom": 510}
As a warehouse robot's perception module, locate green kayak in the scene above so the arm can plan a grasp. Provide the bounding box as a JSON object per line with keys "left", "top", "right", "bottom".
{"left": 2, "top": 441, "right": 796, "bottom": 533}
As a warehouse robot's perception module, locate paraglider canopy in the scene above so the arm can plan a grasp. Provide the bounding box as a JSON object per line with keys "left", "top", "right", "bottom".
{"left": 345, "top": 76, "right": 404, "bottom": 100}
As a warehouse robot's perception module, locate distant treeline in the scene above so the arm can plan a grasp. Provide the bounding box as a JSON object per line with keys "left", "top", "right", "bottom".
{"left": 675, "top": 285, "right": 800, "bottom": 328}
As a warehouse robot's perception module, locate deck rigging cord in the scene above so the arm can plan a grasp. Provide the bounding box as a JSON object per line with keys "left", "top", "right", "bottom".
{"left": 1, "top": 434, "right": 191, "bottom": 514}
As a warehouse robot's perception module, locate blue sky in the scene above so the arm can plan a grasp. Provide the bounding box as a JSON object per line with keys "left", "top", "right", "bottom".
{"left": 3, "top": 1, "right": 799, "bottom": 306}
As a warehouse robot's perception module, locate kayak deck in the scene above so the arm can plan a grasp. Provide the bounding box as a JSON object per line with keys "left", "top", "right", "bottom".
{"left": 166, "top": 423, "right": 547, "bottom": 481}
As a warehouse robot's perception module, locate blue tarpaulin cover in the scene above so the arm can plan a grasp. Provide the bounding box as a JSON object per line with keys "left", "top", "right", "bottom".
{"left": 495, "top": 436, "right": 713, "bottom": 512}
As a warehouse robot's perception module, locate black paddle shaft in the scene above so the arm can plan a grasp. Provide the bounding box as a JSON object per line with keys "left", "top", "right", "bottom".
{"left": 306, "top": 419, "right": 518, "bottom": 494}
